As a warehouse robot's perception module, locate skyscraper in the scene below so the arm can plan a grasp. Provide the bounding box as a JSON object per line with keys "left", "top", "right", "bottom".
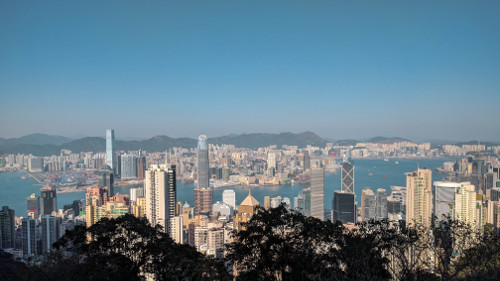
{"left": 267, "top": 150, "right": 278, "bottom": 175}
{"left": 99, "top": 170, "right": 114, "bottom": 196}
{"left": 434, "top": 181, "right": 460, "bottom": 222}
{"left": 310, "top": 168, "right": 325, "bottom": 220}
{"left": 145, "top": 164, "right": 177, "bottom": 234}
{"left": 22, "top": 218, "right": 37, "bottom": 257}
{"left": 454, "top": 182, "right": 476, "bottom": 226}
{"left": 41, "top": 215, "right": 60, "bottom": 254}
{"left": 222, "top": 189, "right": 236, "bottom": 209}
{"left": 106, "top": 129, "right": 115, "bottom": 170}
{"left": 406, "top": 168, "right": 433, "bottom": 228}
{"left": 303, "top": 150, "right": 311, "bottom": 170}
{"left": 197, "top": 135, "right": 209, "bottom": 189}
{"left": 361, "top": 189, "right": 376, "bottom": 222}
{"left": 375, "top": 188, "right": 388, "bottom": 220}
{"left": 194, "top": 188, "right": 213, "bottom": 215}
{"left": 333, "top": 191, "right": 355, "bottom": 224}
{"left": 27, "top": 193, "right": 40, "bottom": 219}
{"left": 341, "top": 162, "right": 354, "bottom": 193}
{"left": 0, "top": 206, "right": 15, "bottom": 249}
{"left": 136, "top": 156, "right": 146, "bottom": 180}
{"left": 40, "top": 184, "right": 57, "bottom": 216}
{"left": 121, "top": 154, "right": 137, "bottom": 179}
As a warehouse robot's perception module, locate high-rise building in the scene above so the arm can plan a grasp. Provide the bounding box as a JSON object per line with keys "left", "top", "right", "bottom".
{"left": 145, "top": 165, "right": 177, "bottom": 234}
{"left": 22, "top": 218, "right": 38, "bottom": 257}
{"left": 405, "top": 168, "right": 433, "bottom": 228}
{"left": 303, "top": 188, "right": 311, "bottom": 216}
{"left": 121, "top": 154, "right": 138, "bottom": 179}
{"left": 361, "top": 189, "right": 376, "bottom": 222}
{"left": 197, "top": 135, "right": 210, "bottom": 189}
{"left": 129, "top": 187, "right": 144, "bottom": 203}
{"left": 222, "top": 189, "right": 236, "bottom": 209}
{"left": 0, "top": 206, "right": 15, "bottom": 249}
{"left": 41, "top": 216, "right": 61, "bottom": 254}
{"left": 303, "top": 150, "right": 311, "bottom": 170}
{"left": 28, "top": 157, "right": 44, "bottom": 172}
{"left": 114, "top": 153, "right": 121, "bottom": 178}
{"left": 131, "top": 197, "right": 147, "bottom": 218}
{"left": 434, "top": 181, "right": 460, "bottom": 222}
{"left": 99, "top": 170, "right": 114, "bottom": 196}
{"left": 341, "top": 162, "right": 354, "bottom": 193}
{"left": 106, "top": 129, "right": 115, "bottom": 170}
{"left": 208, "top": 228, "right": 224, "bottom": 258}
{"left": 375, "top": 188, "right": 388, "bottom": 220}
{"left": 194, "top": 188, "right": 213, "bottom": 215}
{"left": 267, "top": 150, "right": 278, "bottom": 176}
{"left": 283, "top": 197, "right": 291, "bottom": 209}
{"left": 454, "top": 182, "right": 476, "bottom": 226}
{"left": 40, "top": 184, "right": 57, "bottom": 216}
{"left": 171, "top": 215, "right": 184, "bottom": 244}
{"left": 212, "top": 202, "right": 233, "bottom": 217}
{"left": 387, "top": 199, "right": 402, "bottom": 221}
{"left": 264, "top": 196, "right": 271, "bottom": 210}
{"left": 333, "top": 191, "right": 355, "bottom": 224}
{"left": 136, "top": 156, "right": 146, "bottom": 180}
{"left": 27, "top": 193, "right": 40, "bottom": 219}
{"left": 85, "top": 185, "right": 108, "bottom": 228}
{"left": 270, "top": 196, "right": 282, "bottom": 208}
{"left": 310, "top": 168, "right": 324, "bottom": 220}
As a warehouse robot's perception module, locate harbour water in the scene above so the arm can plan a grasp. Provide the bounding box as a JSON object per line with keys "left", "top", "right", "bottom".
{"left": 0, "top": 158, "right": 455, "bottom": 217}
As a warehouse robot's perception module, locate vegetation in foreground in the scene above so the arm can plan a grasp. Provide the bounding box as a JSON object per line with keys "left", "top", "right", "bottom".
{"left": 1, "top": 206, "right": 500, "bottom": 281}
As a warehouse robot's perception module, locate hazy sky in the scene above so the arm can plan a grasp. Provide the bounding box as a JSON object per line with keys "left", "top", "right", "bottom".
{"left": 1, "top": 1, "right": 499, "bottom": 141}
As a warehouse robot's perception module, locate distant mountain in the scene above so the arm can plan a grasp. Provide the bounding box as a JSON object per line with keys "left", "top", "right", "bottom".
{"left": 454, "top": 140, "right": 499, "bottom": 147}
{"left": 209, "top": 131, "right": 326, "bottom": 149}
{"left": 2, "top": 133, "right": 73, "bottom": 146}
{"left": 420, "top": 139, "right": 457, "bottom": 145}
{"left": 333, "top": 139, "right": 359, "bottom": 146}
{"left": 0, "top": 132, "right": 327, "bottom": 156}
{"left": 366, "top": 136, "right": 412, "bottom": 144}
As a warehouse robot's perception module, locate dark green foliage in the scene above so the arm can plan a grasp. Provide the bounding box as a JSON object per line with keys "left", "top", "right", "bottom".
{"left": 2, "top": 208, "right": 500, "bottom": 280}
{"left": 36, "top": 214, "right": 229, "bottom": 281}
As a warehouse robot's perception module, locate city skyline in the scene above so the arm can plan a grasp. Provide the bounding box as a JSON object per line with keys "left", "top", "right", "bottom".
{"left": 1, "top": 1, "right": 499, "bottom": 140}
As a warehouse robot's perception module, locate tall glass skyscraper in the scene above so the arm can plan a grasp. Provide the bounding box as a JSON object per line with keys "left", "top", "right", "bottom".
{"left": 40, "top": 184, "right": 57, "bottom": 216}
{"left": 341, "top": 161, "right": 354, "bottom": 193}
{"left": 333, "top": 191, "right": 355, "bottom": 224}
{"left": 106, "top": 129, "right": 115, "bottom": 170}
{"left": 197, "top": 135, "right": 209, "bottom": 188}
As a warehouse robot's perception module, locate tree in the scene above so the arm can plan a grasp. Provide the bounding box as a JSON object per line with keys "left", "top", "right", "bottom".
{"left": 226, "top": 204, "right": 395, "bottom": 281}
{"left": 38, "top": 214, "right": 229, "bottom": 281}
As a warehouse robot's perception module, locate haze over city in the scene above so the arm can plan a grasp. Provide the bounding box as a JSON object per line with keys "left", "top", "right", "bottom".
{"left": 1, "top": 0, "right": 499, "bottom": 141}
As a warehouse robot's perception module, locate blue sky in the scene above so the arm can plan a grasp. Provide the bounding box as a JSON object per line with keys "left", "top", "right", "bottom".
{"left": 1, "top": 1, "right": 499, "bottom": 141}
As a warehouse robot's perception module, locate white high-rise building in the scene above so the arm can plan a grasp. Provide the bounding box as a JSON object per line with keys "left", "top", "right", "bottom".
{"left": 129, "top": 187, "right": 144, "bottom": 203}
{"left": 454, "top": 182, "right": 476, "bottom": 226}
{"left": 145, "top": 164, "right": 176, "bottom": 234}
{"left": 434, "top": 181, "right": 460, "bottom": 222}
{"left": 170, "top": 215, "right": 183, "bottom": 244}
{"left": 267, "top": 151, "right": 278, "bottom": 171}
{"left": 222, "top": 189, "right": 236, "bottom": 209}
{"left": 310, "top": 168, "right": 325, "bottom": 221}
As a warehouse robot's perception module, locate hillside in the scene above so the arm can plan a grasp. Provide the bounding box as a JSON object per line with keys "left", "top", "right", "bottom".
{"left": 0, "top": 131, "right": 327, "bottom": 156}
